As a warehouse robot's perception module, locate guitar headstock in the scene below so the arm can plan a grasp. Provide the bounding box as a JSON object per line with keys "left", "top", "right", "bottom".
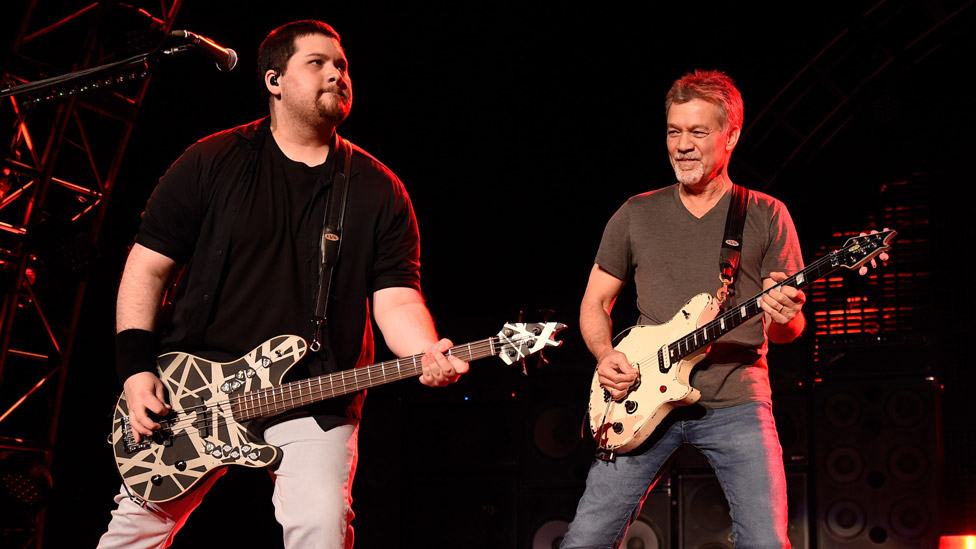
{"left": 495, "top": 322, "right": 566, "bottom": 367}
{"left": 837, "top": 229, "right": 897, "bottom": 271}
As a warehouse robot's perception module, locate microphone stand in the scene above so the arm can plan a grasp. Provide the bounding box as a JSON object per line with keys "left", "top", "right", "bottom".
{"left": 0, "top": 43, "right": 197, "bottom": 105}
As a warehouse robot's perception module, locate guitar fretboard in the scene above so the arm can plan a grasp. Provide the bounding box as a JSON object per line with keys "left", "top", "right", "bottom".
{"left": 230, "top": 338, "right": 500, "bottom": 422}
{"left": 663, "top": 239, "right": 876, "bottom": 366}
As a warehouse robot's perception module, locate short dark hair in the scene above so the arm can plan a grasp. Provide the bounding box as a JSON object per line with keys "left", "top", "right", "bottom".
{"left": 665, "top": 69, "right": 744, "bottom": 130}
{"left": 257, "top": 20, "right": 341, "bottom": 83}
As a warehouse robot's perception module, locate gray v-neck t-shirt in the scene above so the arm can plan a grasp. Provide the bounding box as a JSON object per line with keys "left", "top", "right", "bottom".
{"left": 595, "top": 184, "right": 803, "bottom": 407}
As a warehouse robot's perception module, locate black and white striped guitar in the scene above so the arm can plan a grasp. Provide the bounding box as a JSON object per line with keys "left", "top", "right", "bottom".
{"left": 110, "top": 322, "right": 565, "bottom": 502}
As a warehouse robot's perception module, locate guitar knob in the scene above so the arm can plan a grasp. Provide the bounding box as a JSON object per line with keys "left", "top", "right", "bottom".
{"left": 612, "top": 422, "right": 624, "bottom": 434}
{"left": 151, "top": 475, "right": 163, "bottom": 486}
{"left": 624, "top": 400, "right": 638, "bottom": 414}
{"left": 175, "top": 461, "right": 186, "bottom": 471}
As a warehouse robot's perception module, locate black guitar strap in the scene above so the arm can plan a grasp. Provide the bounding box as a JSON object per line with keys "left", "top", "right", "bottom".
{"left": 310, "top": 137, "right": 354, "bottom": 353}
{"left": 717, "top": 183, "right": 749, "bottom": 305}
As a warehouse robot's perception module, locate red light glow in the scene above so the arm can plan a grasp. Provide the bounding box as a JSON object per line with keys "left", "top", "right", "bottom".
{"left": 940, "top": 535, "right": 976, "bottom": 549}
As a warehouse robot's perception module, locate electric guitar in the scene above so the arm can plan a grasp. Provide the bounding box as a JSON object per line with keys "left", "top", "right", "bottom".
{"left": 110, "top": 321, "right": 565, "bottom": 502}
{"left": 587, "top": 230, "right": 895, "bottom": 457}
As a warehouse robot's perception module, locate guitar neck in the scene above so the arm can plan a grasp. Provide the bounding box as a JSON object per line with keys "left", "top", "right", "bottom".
{"left": 232, "top": 337, "right": 500, "bottom": 422}
{"left": 668, "top": 248, "right": 849, "bottom": 363}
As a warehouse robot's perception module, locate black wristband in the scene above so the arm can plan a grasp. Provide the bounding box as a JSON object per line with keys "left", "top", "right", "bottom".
{"left": 115, "top": 328, "right": 159, "bottom": 385}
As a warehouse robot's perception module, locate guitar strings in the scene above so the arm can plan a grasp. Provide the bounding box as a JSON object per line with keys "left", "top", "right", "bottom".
{"left": 121, "top": 337, "right": 513, "bottom": 440}
{"left": 600, "top": 269, "right": 816, "bottom": 382}
{"left": 147, "top": 337, "right": 501, "bottom": 431}
{"left": 667, "top": 247, "right": 844, "bottom": 360}
{"left": 595, "top": 242, "right": 880, "bottom": 430}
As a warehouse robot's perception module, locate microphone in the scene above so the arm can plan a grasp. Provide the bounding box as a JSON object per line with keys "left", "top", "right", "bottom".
{"left": 169, "top": 30, "right": 238, "bottom": 72}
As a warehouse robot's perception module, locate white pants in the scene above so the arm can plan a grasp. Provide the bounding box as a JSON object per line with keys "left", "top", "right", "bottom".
{"left": 97, "top": 417, "right": 359, "bottom": 549}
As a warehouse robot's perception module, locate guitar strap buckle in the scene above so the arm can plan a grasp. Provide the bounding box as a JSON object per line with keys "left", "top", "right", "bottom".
{"left": 717, "top": 183, "right": 748, "bottom": 307}
{"left": 309, "top": 318, "right": 324, "bottom": 353}
{"left": 716, "top": 274, "right": 734, "bottom": 305}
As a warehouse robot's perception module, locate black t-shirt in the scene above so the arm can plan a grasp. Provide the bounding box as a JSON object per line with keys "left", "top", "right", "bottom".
{"left": 136, "top": 118, "right": 422, "bottom": 427}
{"left": 206, "top": 134, "right": 332, "bottom": 364}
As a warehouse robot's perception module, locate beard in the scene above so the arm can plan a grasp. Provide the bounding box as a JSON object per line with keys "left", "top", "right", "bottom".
{"left": 314, "top": 91, "right": 352, "bottom": 125}
{"left": 671, "top": 159, "right": 704, "bottom": 185}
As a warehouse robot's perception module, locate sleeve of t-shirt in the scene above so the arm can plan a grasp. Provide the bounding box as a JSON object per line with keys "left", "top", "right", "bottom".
{"left": 594, "top": 202, "right": 632, "bottom": 281}
{"left": 135, "top": 143, "right": 208, "bottom": 264}
{"left": 761, "top": 199, "right": 804, "bottom": 277}
{"left": 369, "top": 176, "right": 422, "bottom": 293}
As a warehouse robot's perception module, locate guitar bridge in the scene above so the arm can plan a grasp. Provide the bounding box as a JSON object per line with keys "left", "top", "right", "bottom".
{"left": 121, "top": 416, "right": 173, "bottom": 454}
{"left": 121, "top": 417, "right": 152, "bottom": 454}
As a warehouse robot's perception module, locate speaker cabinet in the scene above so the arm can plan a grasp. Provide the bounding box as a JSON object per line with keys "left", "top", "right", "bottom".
{"left": 814, "top": 376, "right": 942, "bottom": 548}
{"left": 405, "top": 471, "right": 518, "bottom": 549}
{"left": 677, "top": 471, "right": 809, "bottom": 548}
{"left": 519, "top": 485, "right": 581, "bottom": 549}
{"left": 516, "top": 365, "right": 600, "bottom": 548}
{"left": 521, "top": 400, "right": 594, "bottom": 488}
{"left": 772, "top": 381, "right": 810, "bottom": 468}
{"left": 401, "top": 398, "right": 520, "bottom": 548}
{"left": 623, "top": 485, "right": 672, "bottom": 549}
{"left": 519, "top": 484, "right": 671, "bottom": 549}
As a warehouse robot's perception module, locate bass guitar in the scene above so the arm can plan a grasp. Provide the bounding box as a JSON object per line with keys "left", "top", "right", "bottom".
{"left": 111, "top": 321, "right": 565, "bottom": 502}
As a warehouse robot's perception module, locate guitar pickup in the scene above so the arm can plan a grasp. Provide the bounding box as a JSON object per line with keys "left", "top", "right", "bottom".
{"left": 193, "top": 406, "right": 212, "bottom": 438}
{"left": 150, "top": 428, "right": 174, "bottom": 447}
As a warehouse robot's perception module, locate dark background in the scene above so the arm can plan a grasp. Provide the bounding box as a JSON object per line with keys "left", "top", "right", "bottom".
{"left": 2, "top": 0, "right": 974, "bottom": 547}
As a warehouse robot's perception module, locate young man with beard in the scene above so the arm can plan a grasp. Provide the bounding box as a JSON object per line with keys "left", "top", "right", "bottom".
{"left": 99, "top": 20, "right": 468, "bottom": 549}
{"left": 561, "top": 69, "right": 805, "bottom": 548}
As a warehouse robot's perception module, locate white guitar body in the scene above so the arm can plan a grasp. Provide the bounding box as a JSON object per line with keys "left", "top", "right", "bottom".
{"left": 588, "top": 293, "right": 720, "bottom": 454}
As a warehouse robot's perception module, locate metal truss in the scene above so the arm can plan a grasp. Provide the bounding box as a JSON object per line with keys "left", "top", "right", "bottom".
{"left": 0, "top": 2, "right": 183, "bottom": 546}
{"left": 737, "top": 0, "right": 973, "bottom": 190}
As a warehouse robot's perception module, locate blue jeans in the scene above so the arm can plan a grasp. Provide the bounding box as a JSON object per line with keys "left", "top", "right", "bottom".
{"left": 561, "top": 400, "right": 790, "bottom": 549}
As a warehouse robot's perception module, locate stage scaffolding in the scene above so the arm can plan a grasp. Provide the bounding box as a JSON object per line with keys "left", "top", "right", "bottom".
{"left": 0, "top": 2, "right": 183, "bottom": 546}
